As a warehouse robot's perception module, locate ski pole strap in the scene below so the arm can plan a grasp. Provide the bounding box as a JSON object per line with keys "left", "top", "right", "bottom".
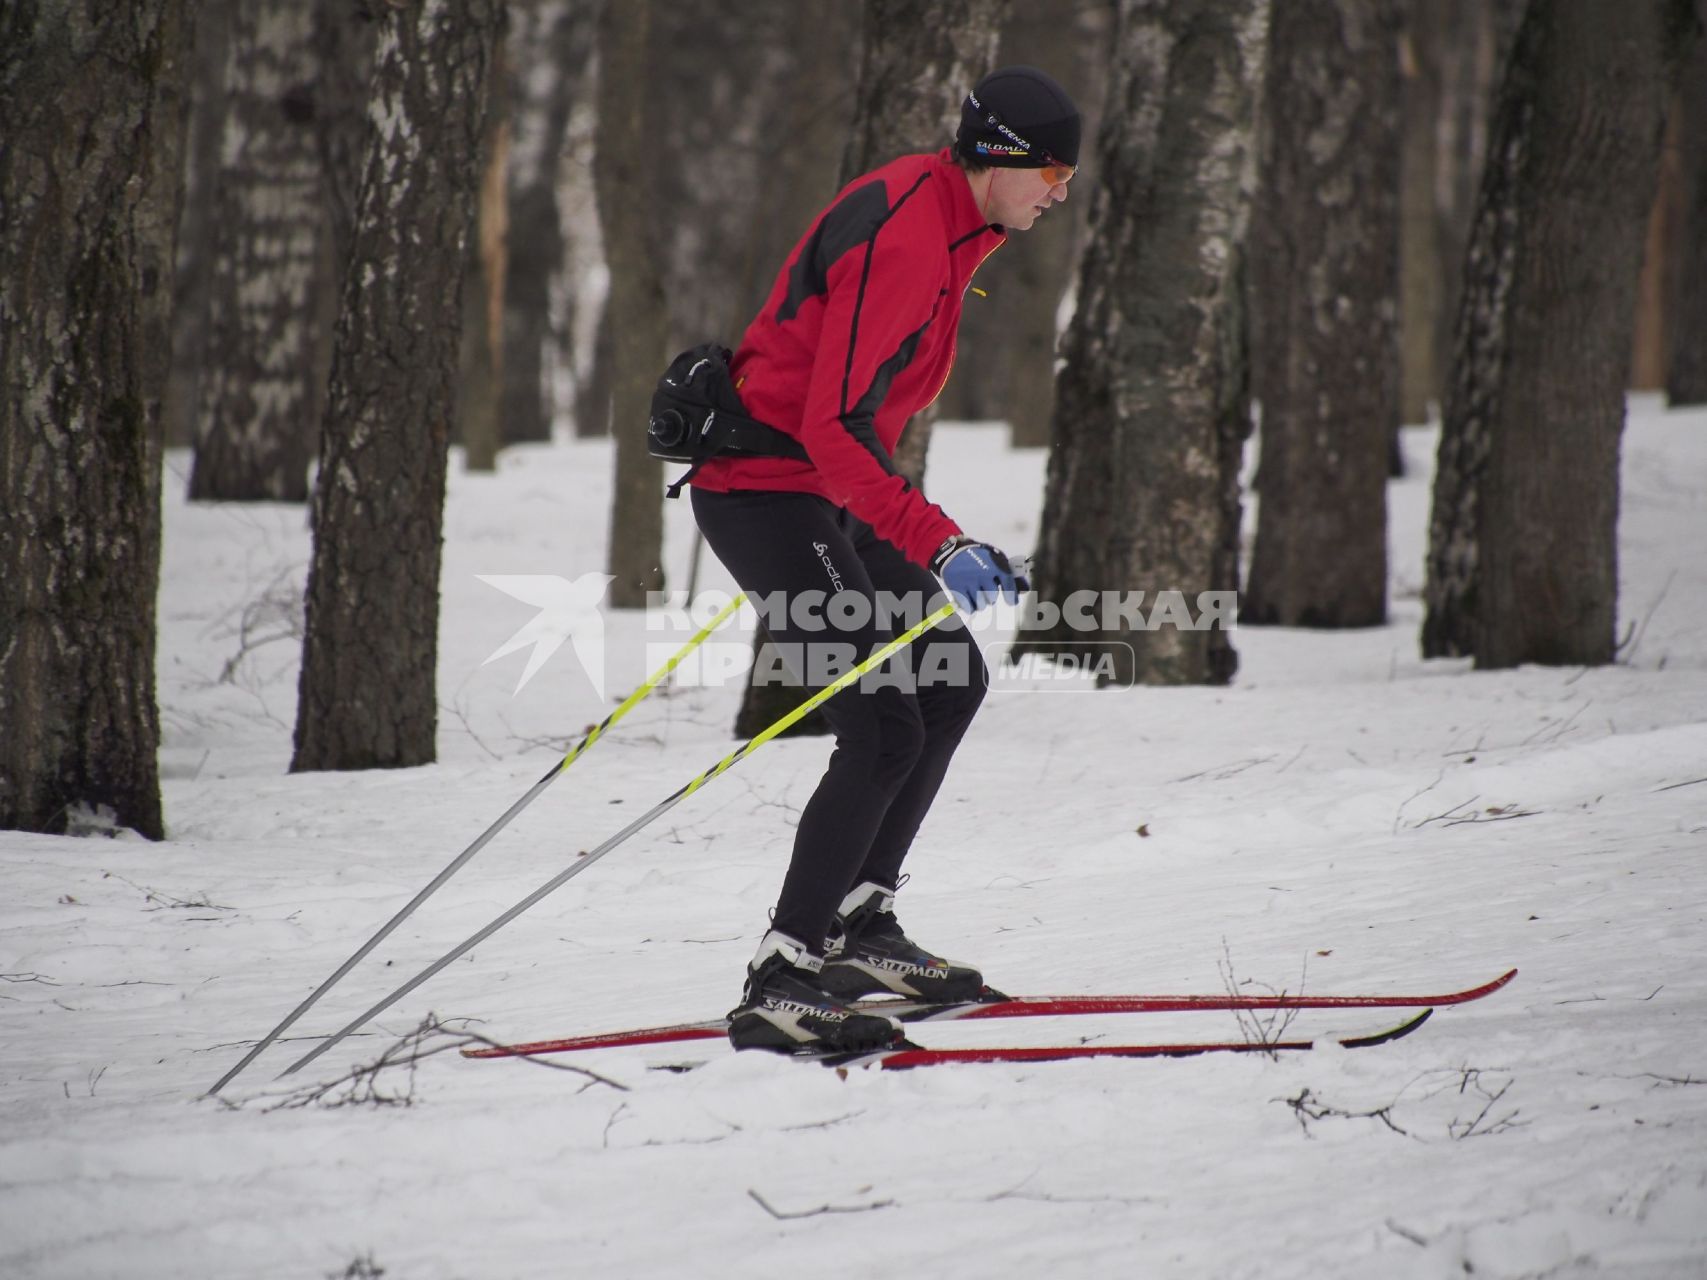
{"left": 206, "top": 592, "right": 747, "bottom": 1096}
{"left": 273, "top": 601, "right": 956, "bottom": 1082}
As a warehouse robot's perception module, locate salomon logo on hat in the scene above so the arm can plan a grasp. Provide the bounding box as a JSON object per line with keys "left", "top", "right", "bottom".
{"left": 955, "top": 66, "right": 1081, "bottom": 170}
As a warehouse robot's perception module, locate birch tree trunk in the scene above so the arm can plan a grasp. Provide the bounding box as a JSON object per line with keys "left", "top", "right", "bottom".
{"left": 1025, "top": 0, "right": 1270, "bottom": 687}
{"left": 1243, "top": 0, "right": 1398, "bottom": 629}
{"left": 164, "top": 0, "right": 231, "bottom": 451}
{"left": 307, "top": 0, "right": 381, "bottom": 466}
{"left": 1430, "top": 0, "right": 1524, "bottom": 433}
{"left": 0, "top": 0, "right": 194, "bottom": 839}
{"left": 596, "top": 0, "right": 667, "bottom": 608}
{"left": 188, "top": 0, "right": 323, "bottom": 502}
{"left": 1394, "top": 0, "right": 1519, "bottom": 438}
{"left": 1666, "top": 41, "right": 1707, "bottom": 407}
{"left": 575, "top": 301, "right": 614, "bottom": 438}
{"left": 1422, "top": 0, "right": 1699, "bottom": 666}
{"left": 1395, "top": 0, "right": 1448, "bottom": 437}
{"left": 292, "top": 0, "right": 500, "bottom": 772}
{"left": 502, "top": 0, "right": 585, "bottom": 444}
{"left": 459, "top": 32, "right": 508, "bottom": 474}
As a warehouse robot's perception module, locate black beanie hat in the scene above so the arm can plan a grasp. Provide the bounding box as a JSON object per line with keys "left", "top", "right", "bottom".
{"left": 955, "top": 66, "right": 1081, "bottom": 169}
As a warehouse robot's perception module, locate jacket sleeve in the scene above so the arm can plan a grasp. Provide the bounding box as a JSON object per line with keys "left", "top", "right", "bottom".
{"left": 795, "top": 202, "right": 963, "bottom": 567}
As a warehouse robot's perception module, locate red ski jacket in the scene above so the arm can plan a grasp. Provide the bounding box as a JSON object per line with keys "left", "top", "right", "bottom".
{"left": 689, "top": 147, "right": 1005, "bottom": 567}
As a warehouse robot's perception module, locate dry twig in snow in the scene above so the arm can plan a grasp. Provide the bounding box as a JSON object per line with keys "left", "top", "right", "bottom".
{"left": 747, "top": 1188, "right": 894, "bottom": 1220}
{"left": 213, "top": 1014, "right": 627, "bottom": 1112}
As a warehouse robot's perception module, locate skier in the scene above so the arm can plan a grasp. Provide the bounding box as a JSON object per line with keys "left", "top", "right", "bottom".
{"left": 688, "top": 67, "right": 1081, "bottom": 1053}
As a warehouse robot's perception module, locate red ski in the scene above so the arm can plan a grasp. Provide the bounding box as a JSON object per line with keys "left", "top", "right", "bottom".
{"left": 463, "top": 968, "right": 1514, "bottom": 1060}
{"left": 820, "top": 1008, "right": 1434, "bottom": 1070}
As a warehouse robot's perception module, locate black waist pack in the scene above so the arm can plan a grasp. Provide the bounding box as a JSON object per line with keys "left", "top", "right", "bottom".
{"left": 648, "top": 343, "right": 809, "bottom": 497}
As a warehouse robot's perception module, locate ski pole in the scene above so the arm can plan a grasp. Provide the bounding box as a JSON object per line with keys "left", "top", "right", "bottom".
{"left": 206, "top": 592, "right": 747, "bottom": 1096}
{"left": 274, "top": 600, "right": 958, "bottom": 1081}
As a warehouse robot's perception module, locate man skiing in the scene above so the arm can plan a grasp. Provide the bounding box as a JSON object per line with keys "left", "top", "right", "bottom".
{"left": 688, "top": 67, "right": 1081, "bottom": 1053}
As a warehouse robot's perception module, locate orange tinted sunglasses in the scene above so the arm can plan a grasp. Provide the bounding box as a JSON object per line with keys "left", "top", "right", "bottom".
{"left": 1039, "top": 154, "right": 1077, "bottom": 186}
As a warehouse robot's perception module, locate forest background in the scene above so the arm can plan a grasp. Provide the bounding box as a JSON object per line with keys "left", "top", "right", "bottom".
{"left": 5, "top": 0, "right": 1706, "bottom": 835}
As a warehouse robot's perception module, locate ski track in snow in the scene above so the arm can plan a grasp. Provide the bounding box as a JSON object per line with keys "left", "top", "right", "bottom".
{"left": 3, "top": 403, "right": 1706, "bottom": 1279}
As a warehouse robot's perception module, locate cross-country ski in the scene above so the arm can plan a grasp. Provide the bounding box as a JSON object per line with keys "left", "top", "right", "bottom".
{"left": 630, "top": 1009, "right": 1438, "bottom": 1073}
{"left": 463, "top": 971, "right": 1511, "bottom": 1060}
{"left": 817, "top": 1008, "right": 1436, "bottom": 1070}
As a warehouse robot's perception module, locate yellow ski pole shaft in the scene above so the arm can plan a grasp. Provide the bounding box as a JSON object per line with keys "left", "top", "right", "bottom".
{"left": 275, "top": 601, "right": 957, "bottom": 1081}
{"left": 206, "top": 593, "right": 747, "bottom": 1096}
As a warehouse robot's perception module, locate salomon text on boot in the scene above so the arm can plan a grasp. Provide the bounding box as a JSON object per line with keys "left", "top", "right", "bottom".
{"left": 727, "top": 931, "right": 905, "bottom": 1054}
{"left": 820, "top": 882, "right": 988, "bottom": 1002}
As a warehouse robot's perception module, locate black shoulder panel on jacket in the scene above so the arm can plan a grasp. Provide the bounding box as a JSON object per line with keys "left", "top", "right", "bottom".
{"left": 777, "top": 180, "right": 892, "bottom": 325}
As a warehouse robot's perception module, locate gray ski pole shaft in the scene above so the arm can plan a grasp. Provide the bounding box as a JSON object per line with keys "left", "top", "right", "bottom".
{"left": 275, "top": 601, "right": 956, "bottom": 1081}
{"left": 206, "top": 593, "right": 746, "bottom": 1096}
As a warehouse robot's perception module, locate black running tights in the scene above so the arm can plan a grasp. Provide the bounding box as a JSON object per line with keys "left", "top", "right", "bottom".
{"left": 691, "top": 487, "right": 987, "bottom": 953}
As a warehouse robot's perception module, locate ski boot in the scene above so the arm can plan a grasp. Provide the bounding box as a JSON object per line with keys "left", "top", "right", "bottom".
{"left": 820, "top": 881, "right": 987, "bottom": 1002}
{"left": 726, "top": 931, "right": 905, "bottom": 1054}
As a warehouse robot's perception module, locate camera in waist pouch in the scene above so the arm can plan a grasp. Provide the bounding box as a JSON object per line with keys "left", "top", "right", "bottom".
{"left": 647, "top": 343, "right": 810, "bottom": 466}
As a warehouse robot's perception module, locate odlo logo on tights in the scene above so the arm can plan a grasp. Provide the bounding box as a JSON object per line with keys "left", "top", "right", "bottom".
{"left": 811, "top": 542, "right": 844, "bottom": 593}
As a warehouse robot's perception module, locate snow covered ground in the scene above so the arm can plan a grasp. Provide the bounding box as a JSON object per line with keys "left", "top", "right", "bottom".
{"left": 3, "top": 401, "right": 1705, "bottom": 1279}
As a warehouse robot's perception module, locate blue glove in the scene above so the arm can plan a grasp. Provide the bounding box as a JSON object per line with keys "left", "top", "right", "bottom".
{"left": 930, "top": 536, "right": 1030, "bottom": 612}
